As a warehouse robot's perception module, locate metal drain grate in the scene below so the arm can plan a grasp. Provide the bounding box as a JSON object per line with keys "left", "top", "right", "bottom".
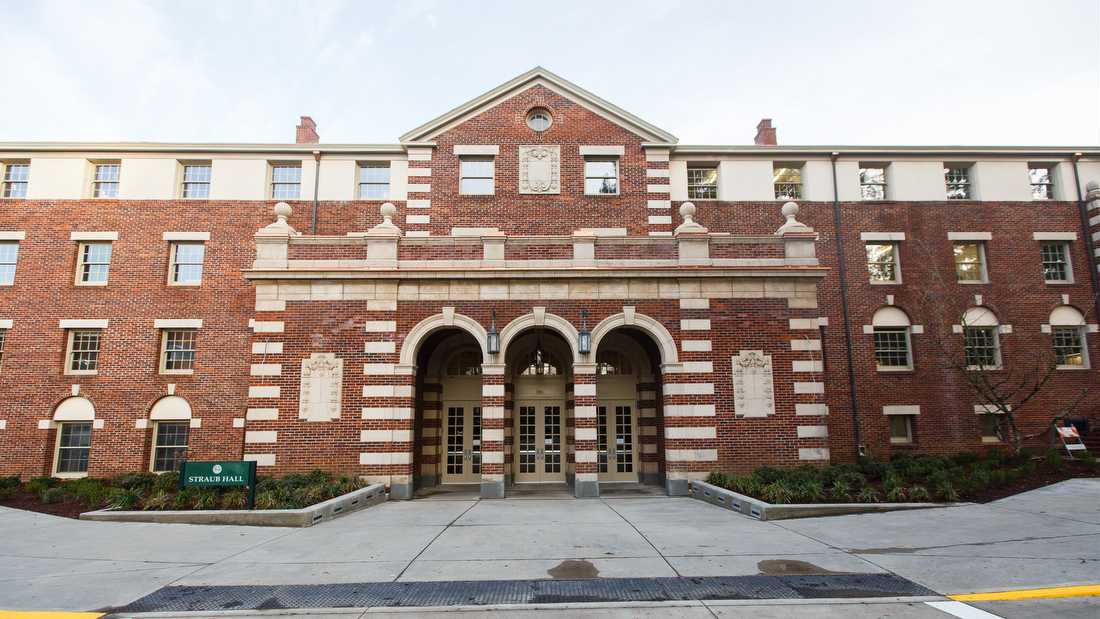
{"left": 110, "top": 574, "right": 935, "bottom": 614}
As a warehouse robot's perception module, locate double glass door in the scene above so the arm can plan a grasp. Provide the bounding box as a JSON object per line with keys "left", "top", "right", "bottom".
{"left": 443, "top": 402, "right": 482, "bottom": 483}
{"left": 597, "top": 400, "right": 638, "bottom": 481}
{"left": 514, "top": 401, "right": 565, "bottom": 482}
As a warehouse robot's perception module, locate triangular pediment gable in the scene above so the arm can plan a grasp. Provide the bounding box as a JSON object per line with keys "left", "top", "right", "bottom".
{"left": 400, "top": 67, "right": 677, "bottom": 144}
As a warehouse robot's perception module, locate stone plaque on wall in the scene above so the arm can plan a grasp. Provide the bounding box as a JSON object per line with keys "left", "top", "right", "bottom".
{"left": 518, "top": 145, "right": 560, "bottom": 194}
{"left": 732, "top": 350, "right": 774, "bottom": 418}
{"left": 300, "top": 353, "right": 343, "bottom": 422}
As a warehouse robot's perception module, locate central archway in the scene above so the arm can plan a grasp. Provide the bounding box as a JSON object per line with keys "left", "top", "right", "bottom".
{"left": 504, "top": 328, "right": 573, "bottom": 488}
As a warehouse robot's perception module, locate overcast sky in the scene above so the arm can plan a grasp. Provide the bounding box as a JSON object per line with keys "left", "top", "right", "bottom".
{"left": 2, "top": 0, "right": 1097, "bottom": 146}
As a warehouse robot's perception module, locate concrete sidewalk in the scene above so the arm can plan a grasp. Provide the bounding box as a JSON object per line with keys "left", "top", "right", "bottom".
{"left": 0, "top": 479, "right": 1096, "bottom": 613}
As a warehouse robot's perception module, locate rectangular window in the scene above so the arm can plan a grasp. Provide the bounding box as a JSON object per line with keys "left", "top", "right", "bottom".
{"left": 2, "top": 162, "right": 29, "bottom": 198}
{"left": 584, "top": 157, "right": 619, "bottom": 195}
{"left": 92, "top": 162, "right": 120, "bottom": 198}
{"left": 866, "top": 243, "right": 900, "bottom": 283}
{"left": 889, "top": 415, "right": 914, "bottom": 444}
{"left": 859, "top": 165, "right": 887, "bottom": 200}
{"left": 0, "top": 241, "right": 18, "bottom": 285}
{"left": 66, "top": 329, "right": 101, "bottom": 374}
{"left": 181, "top": 163, "right": 211, "bottom": 198}
{"left": 979, "top": 414, "right": 1002, "bottom": 442}
{"left": 773, "top": 165, "right": 802, "bottom": 200}
{"left": 152, "top": 421, "right": 189, "bottom": 472}
{"left": 1040, "top": 242, "right": 1071, "bottom": 283}
{"left": 55, "top": 422, "right": 92, "bottom": 474}
{"left": 944, "top": 165, "right": 971, "bottom": 199}
{"left": 874, "top": 327, "right": 912, "bottom": 369}
{"left": 459, "top": 156, "right": 495, "bottom": 195}
{"left": 358, "top": 163, "right": 390, "bottom": 199}
{"left": 1029, "top": 165, "right": 1054, "bottom": 200}
{"left": 964, "top": 326, "right": 1000, "bottom": 368}
{"left": 1053, "top": 326, "right": 1086, "bottom": 367}
{"left": 161, "top": 329, "right": 196, "bottom": 373}
{"left": 687, "top": 167, "right": 718, "bottom": 200}
{"left": 0, "top": 328, "right": 6, "bottom": 370}
{"left": 169, "top": 242, "right": 205, "bottom": 285}
{"left": 270, "top": 163, "right": 301, "bottom": 199}
{"left": 953, "top": 241, "right": 986, "bottom": 282}
{"left": 76, "top": 242, "right": 112, "bottom": 285}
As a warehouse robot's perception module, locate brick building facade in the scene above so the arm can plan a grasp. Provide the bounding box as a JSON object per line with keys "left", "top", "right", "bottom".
{"left": 1, "top": 68, "right": 1097, "bottom": 498}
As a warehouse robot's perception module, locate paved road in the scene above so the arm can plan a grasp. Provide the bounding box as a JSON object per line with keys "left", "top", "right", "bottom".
{"left": 0, "top": 478, "right": 1096, "bottom": 615}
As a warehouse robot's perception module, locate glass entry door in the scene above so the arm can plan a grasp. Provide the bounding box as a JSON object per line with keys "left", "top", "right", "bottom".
{"left": 514, "top": 401, "right": 565, "bottom": 482}
{"left": 597, "top": 400, "right": 638, "bottom": 482}
{"left": 442, "top": 402, "right": 481, "bottom": 483}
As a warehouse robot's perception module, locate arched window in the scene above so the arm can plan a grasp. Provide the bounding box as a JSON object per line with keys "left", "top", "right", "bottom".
{"left": 149, "top": 396, "right": 192, "bottom": 473}
{"left": 962, "top": 307, "right": 1001, "bottom": 368}
{"left": 871, "top": 307, "right": 912, "bottom": 370}
{"left": 446, "top": 349, "right": 483, "bottom": 376}
{"left": 519, "top": 348, "right": 561, "bottom": 376}
{"left": 52, "top": 397, "right": 95, "bottom": 476}
{"left": 1050, "top": 306, "right": 1088, "bottom": 368}
{"left": 596, "top": 349, "right": 633, "bottom": 375}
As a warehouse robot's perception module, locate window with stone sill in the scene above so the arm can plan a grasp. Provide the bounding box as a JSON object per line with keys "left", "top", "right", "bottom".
{"left": 964, "top": 326, "right": 1000, "bottom": 368}
{"left": 889, "top": 415, "right": 914, "bottom": 444}
{"left": 152, "top": 421, "right": 189, "bottom": 472}
{"left": 859, "top": 165, "right": 887, "bottom": 200}
{"left": 1029, "top": 165, "right": 1054, "bottom": 200}
{"left": 2, "top": 162, "right": 29, "bottom": 198}
{"left": 358, "top": 163, "right": 391, "bottom": 199}
{"left": 270, "top": 163, "right": 301, "bottom": 200}
{"left": 169, "top": 242, "right": 205, "bottom": 285}
{"left": 1053, "top": 326, "right": 1086, "bottom": 368}
{"left": 181, "top": 163, "right": 211, "bottom": 198}
{"left": 865, "top": 243, "right": 900, "bottom": 283}
{"left": 584, "top": 157, "right": 618, "bottom": 196}
{"left": 687, "top": 167, "right": 717, "bottom": 200}
{"left": 92, "top": 162, "right": 120, "bottom": 198}
{"left": 55, "top": 421, "right": 92, "bottom": 475}
{"left": 773, "top": 165, "right": 802, "bottom": 200}
{"left": 979, "top": 413, "right": 1003, "bottom": 442}
{"left": 161, "top": 329, "right": 197, "bottom": 373}
{"left": 1040, "top": 242, "right": 1071, "bottom": 283}
{"left": 0, "top": 241, "right": 18, "bottom": 285}
{"left": 76, "top": 241, "right": 112, "bottom": 285}
{"left": 66, "top": 329, "right": 101, "bottom": 374}
{"left": 459, "top": 156, "right": 495, "bottom": 195}
{"left": 953, "top": 241, "right": 987, "bottom": 283}
{"left": 944, "top": 165, "right": 971, "bottom": 199}
{"left": 873, "top": 327, "right": 912, "bottom": 370}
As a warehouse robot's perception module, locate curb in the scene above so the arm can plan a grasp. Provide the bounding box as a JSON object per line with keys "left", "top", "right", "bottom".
{"left": 78, "top": 483, "right": 386, "bottom": 527}
{"left": 687, "top": 479, "right": 963, "bottom": 520}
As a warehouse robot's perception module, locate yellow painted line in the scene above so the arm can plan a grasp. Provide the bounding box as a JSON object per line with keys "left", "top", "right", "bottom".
{"left": 949, "top": 584, "right": 1100, "bottom": 601}
{"left": 0, "top": 613, "right": 103, "bottom": 619}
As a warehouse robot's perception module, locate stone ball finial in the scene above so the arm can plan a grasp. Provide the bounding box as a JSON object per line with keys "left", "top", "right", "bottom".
{"left": 679, "top": 201, "right": 697, "bottom": 222}
{"left": 380, "top": 202, "right": 397, "bottom": 223}
{"left": 781, "top": 201, "right": 799, "bottom": 219}
{"left": 1087, "top": 180, "right": 1099, "bottom": 194}
{"left": 273, "top": 201, "right": 292, "bottom": 223}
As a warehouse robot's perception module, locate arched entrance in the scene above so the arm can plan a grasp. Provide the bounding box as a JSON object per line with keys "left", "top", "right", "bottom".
{"left": 506, "top": 328, "right": 572, "bottom": 485}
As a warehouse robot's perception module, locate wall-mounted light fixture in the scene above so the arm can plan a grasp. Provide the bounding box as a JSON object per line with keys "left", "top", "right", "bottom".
{"left": 486, "top": 310, "right": 500, "bottom": 355}
{"left": 578, "top": 309, "right": 591, "bottom": 355}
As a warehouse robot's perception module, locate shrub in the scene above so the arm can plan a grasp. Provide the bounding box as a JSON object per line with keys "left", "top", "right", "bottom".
{"left": 41, "top": 487, "right": 68, "bottom": 504}
{"left": 173, "top": 488, "right": 197, "bottom": 509}
{"left": 143, "top": 491, "right": 174, "bottom": 511}
{"left": 220, "top": 489, "right": 248, "bottom": 509}
{"left": 112, "top": 472, "right": 157, "bottom": 492}
{"left": 706, "top": 472, "right": 729, "bottom": 488}
{"left": 0, "top": 475, "right": 21, "bottom": 490}
{"left": 751, "top": 467, "right": 787, "bottom": 485}
{"left": 908, "top": 485, "right": 931, "bottom": 502}
{"left": 193, "top": 490, "right": 219, "bottom": 510}
{"left": 760, "top": 481, "right": 797, "bottom": 504}
{"left": 858, "top": 457, "right": 886, "bottom": 479}
{"left": 727, "top": 476, "right": 760, "bottom": 497}
{"left": 1078, "top": 451, "right": 1098, "bottom": 470}
{"left": 254, "top": 490, "right": 283, "bottom": 510}
{"left": 1042, "top": 449, "right": 1065, "bottom": 472}
{"left": 0, "top": 486, "right": 16, "bottom": 500}
{"left": 885, "top": 486, "right": 908, "bottom": 502}
{"left": 25, "top": 477, "right": 55, "bottom": 495}
{"left": 952, "top": 451, "right": 981, "bottom": 465}
{"left": 107, "top": 487, "right": 143, "bottom": 510}
{"left": 153, "top": 471, "right": 179, "bottom": 494}
{"left": 856, "top": 487, "right": 881, "bottom": 503}
{"left": 934, "top": 481, "right": 959, "bottom": 502}
{"left": 792, "top": 479, "right": 825, "bottom": 503}
{"left": 828, "top": 479, "right": 851, "bottom": 501}
{"left": 65, "top": 478, "right": 110, "bottom": 507}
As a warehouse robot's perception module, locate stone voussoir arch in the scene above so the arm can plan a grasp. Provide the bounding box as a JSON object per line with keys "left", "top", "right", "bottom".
{"left": 589, "top": 311, "right": 679, "bottom": 367}
{"left": 498, "top": 309, "right": 581, "bottom": 365}
{"left": 398, "top": 309, "right": 490, "bottom": 367}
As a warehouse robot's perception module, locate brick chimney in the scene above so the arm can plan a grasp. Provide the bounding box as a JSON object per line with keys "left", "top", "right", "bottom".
{"left": 754, "top": 118, "right": 777, "bottom": 146}
{"left": 295, "top": 116, "right": 319, "bottom": 144}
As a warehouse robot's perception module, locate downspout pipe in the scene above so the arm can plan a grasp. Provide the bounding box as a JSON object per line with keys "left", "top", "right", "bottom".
{"left": 311, "top": 150, "right": 322, "bottom": 234}
{"left": 1070, "top": 155, "right": 1100, "bottom": 322}
{"left": 830, "top": 153, "right": 864, "bottom": 458}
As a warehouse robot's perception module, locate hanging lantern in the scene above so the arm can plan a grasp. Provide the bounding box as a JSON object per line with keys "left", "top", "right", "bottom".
{"left": 578, "top": 309, "right": 592, "bottom": 355}
{"left": 486, "top": 310, "right": 500, "bottom": 355}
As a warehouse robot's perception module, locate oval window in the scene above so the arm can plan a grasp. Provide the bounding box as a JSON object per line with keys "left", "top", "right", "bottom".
{"left": 526, "top": 108, "right": 552, "bottom": 132}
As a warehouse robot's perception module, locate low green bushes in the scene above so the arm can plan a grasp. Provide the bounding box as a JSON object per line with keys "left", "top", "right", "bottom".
{"left": 705, "top": 449, "right": 1090, "bottom": 505}
{"left": 1, "top": 470, "right": 367, "bottom": 512}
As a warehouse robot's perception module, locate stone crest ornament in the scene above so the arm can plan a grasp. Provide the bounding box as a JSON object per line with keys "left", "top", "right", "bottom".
{"left": 519, "top": 145, "right": 560, "bottom": 194}
{"left": 732, "top": 350, "right": 774, "bottom": 418}
{"left": 299, "top": 353, "right": 343, "bottom": 422}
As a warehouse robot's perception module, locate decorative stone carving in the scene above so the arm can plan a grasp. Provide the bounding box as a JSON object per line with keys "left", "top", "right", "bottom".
{"left": 732, "top": 350, "right": 774, "bottom": 418}
{"left": 519, "top": 145, "right": 560, "bottom": 194}
{"left": 300, "top": 353, "right": 343, "bottom": 422}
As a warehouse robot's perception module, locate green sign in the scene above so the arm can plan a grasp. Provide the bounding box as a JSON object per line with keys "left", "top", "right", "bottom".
{"left": 179, "top": 461, "right": 257, "bottom": 509}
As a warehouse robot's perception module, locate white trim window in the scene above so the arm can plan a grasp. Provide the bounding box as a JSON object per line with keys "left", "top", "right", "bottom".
{"left": 55, "top": 421, "right": 93, "bottom": 475}
{"left": 859, "top": 165, "right": 887, "bottom": 200}
{"left": 953, "top": 241, "right": 987, "bottom": 283}
{"left": 181, "top": 163, "right": 211, "bottom": 198}
{"left": 1040, "top": 242, "right": 1072, "bottom": 283}
{"left": 872, "top": 307, "right": 913, "bottom": 370}
{"left": 964, "top": 326, "right": 1000, "bottom": 369}
{"left": 459, "top": 156, "right": 495, "bottom": 195}
{"left": 2, "top": 162, "right": 29, "bottom": 198}
{"left": 92, "top": 162, "right": 120, "bottom": 198}
{"left": 151, "top": 421, "right": 189, "bottom": 472}
{"left": 944, "top": 165, "right": 971, "bottom": 199}
{"left": 978, "top": 413, "right": 1003, "bottom": 443}
{"left": 270, "top": 163, "right": 302, "bottom": 199}
{"left": 687, "top": 166, "right": 718, "bottom": 200}
{"left": 773, "top": 165, "right": 802, "bottom": 200}
{"left": 584, "top": 157, "right": 619, "bottom": 196}
{"left": 1050, "top": 306, "right": 1088, "bottom": 369}
{"left": 76, "top": 241, "right": 112, "bottom": 285}
{"left": 889, "top": 415, "right": 914, "bottom": 444}
{"left": 1029, "top": 165, "right": 1054, "bottom": 200}
{"left": 358, "top": 163, "right": 390, "bottom": 199}
{"left": 865, "top": 242, "right": 900, "bottom": 283}
{"left": 0, "top": 241, "right": 18, "bottom": 285}
{"left": 66, "top": 329, "right": 102, "bottom": 375}
{"left": 161, "top": 329, "right": 197, "bottom": 373}
{"left": 169, "top": 242, "right": 205, "bottom": 285}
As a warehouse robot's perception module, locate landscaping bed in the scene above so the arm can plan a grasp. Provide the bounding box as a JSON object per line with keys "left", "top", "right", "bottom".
{"left": 0, "top": 470, "right": 370, "bottom": 519}
{"left": 705, "top": 449, "right": 1098, "bottom": 505}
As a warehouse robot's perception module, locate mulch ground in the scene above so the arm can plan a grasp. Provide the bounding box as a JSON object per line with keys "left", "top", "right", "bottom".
{"left": 0, "top": 490, "right": 89, "bottom": 518}
{"left": 964, "top": 463, "right": 1097, "bottom": 503}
